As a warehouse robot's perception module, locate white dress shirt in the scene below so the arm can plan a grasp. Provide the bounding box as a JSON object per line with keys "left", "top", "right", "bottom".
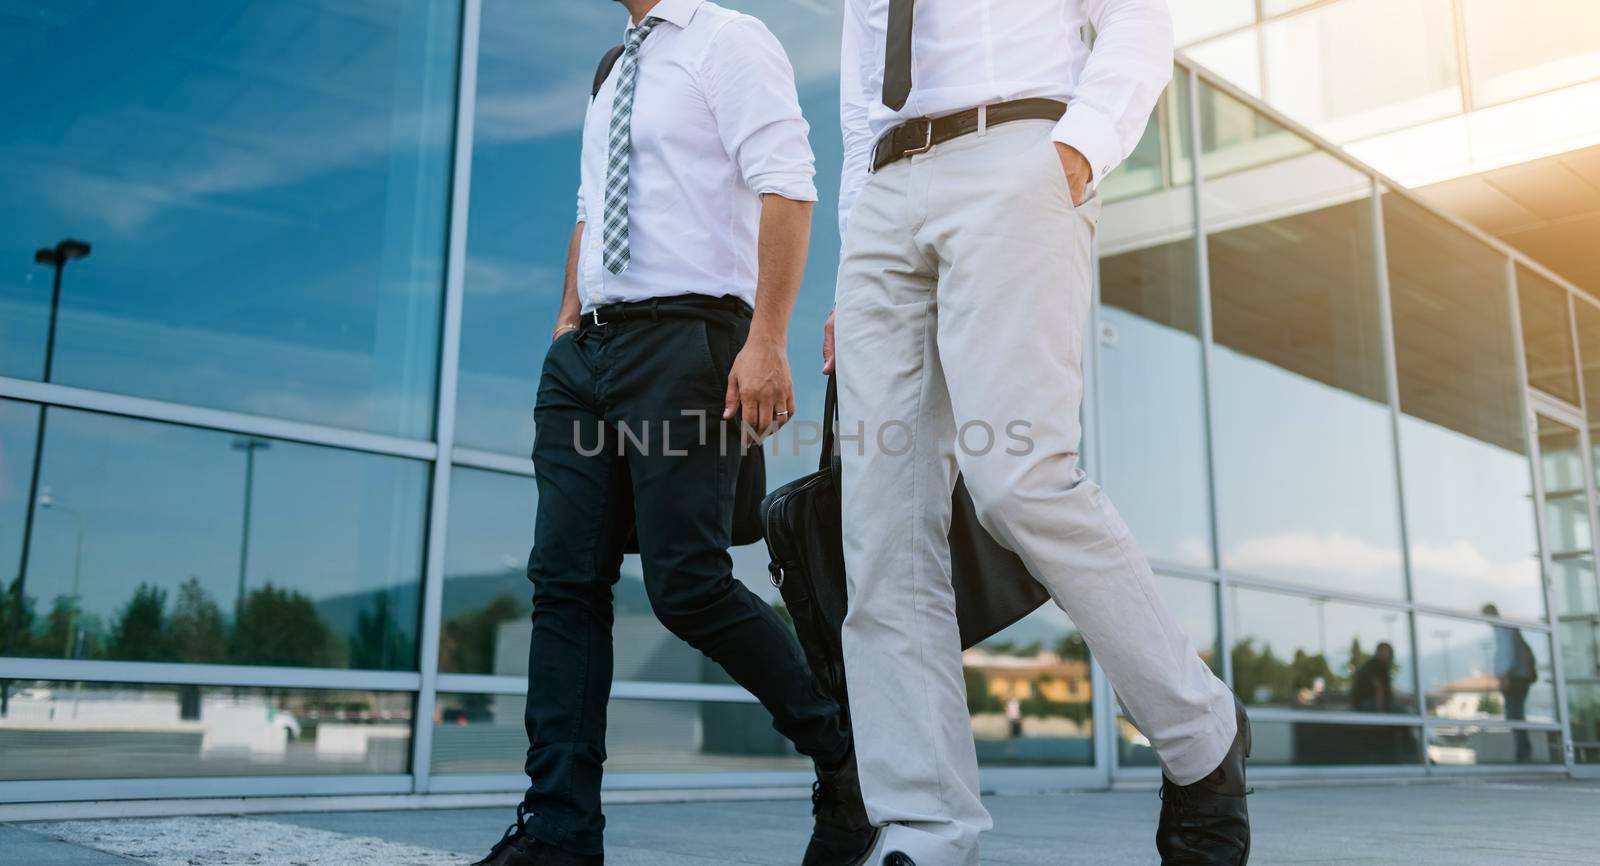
{"left": 575, "top": 0, "right": 816, "bottom": 312}
{"left": 839, "top": 0, "right": 1174, "bottom": 236}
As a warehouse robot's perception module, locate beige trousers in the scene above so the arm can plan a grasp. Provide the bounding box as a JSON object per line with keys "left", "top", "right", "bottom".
{"left": 835, "top": 119, "right": 1236, "bottom": 866}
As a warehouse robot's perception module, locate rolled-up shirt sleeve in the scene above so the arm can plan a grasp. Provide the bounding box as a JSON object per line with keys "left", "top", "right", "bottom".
{"left": 837, "top": 1, "right": 875, "bottom": 240}
{"left": 576, "top": 90, "right": 591, "bottom": 223}
{"left": 1053, "top": 0, "right": 1174, "bottom": 189}
{"left": 701, "top": 16, "right": 817, "bottom": 202}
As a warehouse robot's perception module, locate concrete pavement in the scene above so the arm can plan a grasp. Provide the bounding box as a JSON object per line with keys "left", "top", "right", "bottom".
{"left": 6, "top": 781, "right": 1597, "bottom": 864}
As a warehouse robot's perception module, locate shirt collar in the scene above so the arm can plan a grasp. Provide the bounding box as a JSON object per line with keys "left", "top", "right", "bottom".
{"left": 635, "top": 0, "right": 701, "bottom": 30}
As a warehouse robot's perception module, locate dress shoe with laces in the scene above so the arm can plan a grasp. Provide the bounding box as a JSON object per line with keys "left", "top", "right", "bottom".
{"left": 803, "top": 745, "right": 880, "bottom": 866}
{"left": 1156, "top": 696, "right": 1252, "bottom": 865}
{"left": 469, "top": 804, "right": 602, "bottom": 866}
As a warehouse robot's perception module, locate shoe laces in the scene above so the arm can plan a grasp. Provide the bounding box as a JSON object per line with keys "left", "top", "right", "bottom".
{"left": 1159, "top": 778, "right": 1251, "bottom": 860}
{"left": 811, "top": 778, "right": 838, "bottom": 817}
{"left": 486, "top": 802, "right": 531, "bottom": 859}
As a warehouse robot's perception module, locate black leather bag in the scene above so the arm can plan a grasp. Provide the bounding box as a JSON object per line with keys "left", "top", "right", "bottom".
{"left": 760, "top": 376, "right": 1049, "bottom": 704}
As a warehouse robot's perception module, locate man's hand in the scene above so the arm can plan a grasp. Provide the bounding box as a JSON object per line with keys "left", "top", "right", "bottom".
{"left": 1054, "top": 142, "right": 1092, "bottom": 206}
{"left": 822, "top": 308, "right": 836, "bottom": 374}
{"left": 724, "top": 333, "right": 796, "bottom": 446}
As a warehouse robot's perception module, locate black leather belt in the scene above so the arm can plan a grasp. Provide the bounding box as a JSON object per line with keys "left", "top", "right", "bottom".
{"left": 582, "top": 294, "right": 751, "bottom": 329}
{"left": 871, "top": 98, "right": 1068, "bottom": 173}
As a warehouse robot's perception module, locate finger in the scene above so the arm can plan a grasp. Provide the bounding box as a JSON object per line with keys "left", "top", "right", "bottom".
{"left": 756, "top": 397, "right": 775, "bottom": 442}
{"left": 742, "top": 399, "right": 762, "bottom": 447}
{"left": 777, "top": 390, "right": 797, "bottom": 430}
{"left": 723, "top": 373, "right": 740, "bottom": 421}
{"left": 822, "top": 312, "right": 836, "bottom": 373}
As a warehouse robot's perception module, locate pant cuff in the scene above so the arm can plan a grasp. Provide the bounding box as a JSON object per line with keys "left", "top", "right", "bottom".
{"left": 1157, "top": 698, "right": 1238, "bottom": 786}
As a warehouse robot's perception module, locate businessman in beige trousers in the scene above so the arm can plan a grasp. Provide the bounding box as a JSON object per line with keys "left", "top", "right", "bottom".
{"left": 822, "top": 1, "right": 1253, "bottom": 864}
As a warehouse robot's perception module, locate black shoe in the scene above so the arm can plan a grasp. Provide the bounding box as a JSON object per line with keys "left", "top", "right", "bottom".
{"left": 803, "top": 746, "right": 880, "bottom": 866}
{"left": 1156, "top": 697, "right": 1252, "bottom": 865}
{"left": 470, "top": 803, "right": 602, "bottom": 866}
{"left": 882, "top": 854, "right": 915, "bottom": 866}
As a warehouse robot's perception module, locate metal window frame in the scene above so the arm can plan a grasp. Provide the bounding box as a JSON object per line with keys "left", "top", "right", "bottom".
{"left": 0, "top": 376, "right": 436, "bottom": 461}
{"left": 408, "top": 0, "right": 483, "bottom": 795}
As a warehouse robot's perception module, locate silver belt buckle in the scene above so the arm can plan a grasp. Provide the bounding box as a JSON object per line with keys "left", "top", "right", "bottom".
{"left": 592, "top": 308, "right": 607, "bottom": 327}
{"left": 903, "top": 117, "right": 934, "bottom": 158}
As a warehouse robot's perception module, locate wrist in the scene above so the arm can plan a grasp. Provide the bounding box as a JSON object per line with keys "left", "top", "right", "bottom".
{"left": 746, "top": 323, "right": 788, "bottom": 349}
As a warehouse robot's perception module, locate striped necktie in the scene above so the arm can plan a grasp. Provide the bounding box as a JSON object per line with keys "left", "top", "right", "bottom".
{"left": 602, "top": 16, "right": 661, "bottom": 276}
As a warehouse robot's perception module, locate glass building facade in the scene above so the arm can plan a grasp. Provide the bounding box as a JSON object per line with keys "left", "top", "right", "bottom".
{"left": 0, "top": 1, "right": 1594, "bottom": 804}
{"left": 1174, "top": 0, "right": 1600, "bottom": 188}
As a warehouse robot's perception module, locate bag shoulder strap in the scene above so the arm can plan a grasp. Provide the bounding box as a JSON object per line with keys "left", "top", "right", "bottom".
{"left": 820, "top": 374, "right": 838, "bottom": 473}
{"left": 592, "top": 44, "right": 626, "bottom": 99}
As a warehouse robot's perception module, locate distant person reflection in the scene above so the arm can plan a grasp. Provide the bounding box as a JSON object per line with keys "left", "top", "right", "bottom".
{"left": 1351, "top": 641, "right": 1395, "bottom": 713}
{"left": 1484, "top": 604, "right": 1538, "bottom": 762}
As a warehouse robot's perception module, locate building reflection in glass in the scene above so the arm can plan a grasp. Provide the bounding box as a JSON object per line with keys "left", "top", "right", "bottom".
{"left": 1249, "top": 720, "right": 1420, "bottom": 766}
{"left": 1417, "top": 613, "right": 1555, "bottom": 727}
{"left": 432, "top": 693, "right": 805, "bottom": 776}
{"left": 0, "top": 408, "right": 426, "bottom": 671}
{"left": 1426, "top": 726, "right": 1562, "bottom": 766}
{"left": 0, "top": 681, "right": 411, "bottom": 780}
{"left": 1098, "top": 70, "right": 1213, "bottom": 570}
{"left": 964, "top": 607, "right": 1092, "bottom": 766}
{"left": 1386, "top": 194, "right": 1544, "bottom": 622}
{"left": 1200, "top": 83, "right": 1405, "bottom": 599}
{"left": 1230, "top": 587, "right": 1415, "bottom": 713}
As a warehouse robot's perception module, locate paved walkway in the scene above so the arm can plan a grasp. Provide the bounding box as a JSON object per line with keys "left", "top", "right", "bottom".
{"left": 5, "top": 781, "right": 1597, "bottom": 865}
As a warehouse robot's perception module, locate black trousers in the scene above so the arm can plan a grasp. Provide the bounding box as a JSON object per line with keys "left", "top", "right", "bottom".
{"left": 521, "top": 300, "right": 846, "bottom": 855}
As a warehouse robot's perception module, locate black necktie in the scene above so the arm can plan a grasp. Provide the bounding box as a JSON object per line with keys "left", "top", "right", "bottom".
{"left": 882, "top": 0, "right": 914, "bottom": 110}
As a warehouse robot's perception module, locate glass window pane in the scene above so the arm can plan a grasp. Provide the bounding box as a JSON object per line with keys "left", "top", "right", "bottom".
{"left": 454, "top": 1, "right": 614, "bottom": 455}
{"left": 1202, "top": 90, "right": 1403, "bottom": 597}
{"left": 4, "top": 410, "right": 427, "bottom": 669}
{"left": 1568, "top": 683, "right": 1600, "bottom": 763}
{"left": 1198, "top": 77, "right": 1315, "bottom": 179}
{"left": 1161, "top": 575, "right": 1221, "bottom": 676}
{"left": 431, "top": 694, "right": 808, "bottom": 776}
{"left": 1417, "top": 614, "right": 1557, "bottom": 724}
{"left": 1187, "top": 30, "right": 1264, "bottom": 99}
{"left": 1260, "top": 0, "right": 1461, "bottom": 142}
{"left": 0, "top": 2, "right": 459, "bottom": 438}
{"left": 1261, "top": 0, "right": 1319, "bottom": 15}
{"left": 1578, "top": 301, "right": 1600, "bottom": 488}
{"left": 1462, "top": 0, "right": 1600, "bottom": 107}
{"left": 1538, "top": 415, "right": 1592, "bottom": 555}
{"left": 440, "top": 467, "right": 536, "bottom": 676}
{"left": 0, "top": 400, "right": 41, "bottom": 631}
{"left": 1518, "top": 267, "right": 1580, "bottom": 402}
{"left": 1117, "top": 576, "right": 1219, "bottom": 767}
{"left": 1229, "top": 587, "right": 1415, "bottom": 714}
{"left": 0, "top": 681, "right": 412, "bottom": 780}
{"left": 1427, "top": 726, "right": 1564, "bottom": 766}
{"left": 966, "top": 608, "right": 1092, "bottom": 766}
{"left": 442, "top": 466, "right": 785, "bottom": 683}
{"left": 1250, "top": 720, "right": 1421, "bottom": 766}
{"left": 1099, "top": 73, "right": 1211, "bottom": 570}
{"left": 1172, "top": 0, "right": 1255, "bottom": 46}
{"left": 1386, "top": 193, "right": 1544, "bottom": 621}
